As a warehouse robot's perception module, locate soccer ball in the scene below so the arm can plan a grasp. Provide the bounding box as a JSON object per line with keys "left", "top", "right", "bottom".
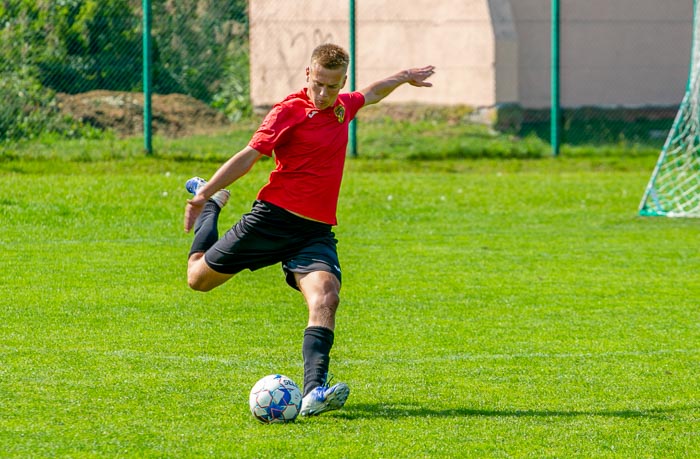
{"left": 249, "top": 374, "right": 303, "bottom": 424}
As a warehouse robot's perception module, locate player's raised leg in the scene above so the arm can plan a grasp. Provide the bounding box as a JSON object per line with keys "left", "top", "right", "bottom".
{"left": 185, "top": 177, "right": 233, "bottom": 291}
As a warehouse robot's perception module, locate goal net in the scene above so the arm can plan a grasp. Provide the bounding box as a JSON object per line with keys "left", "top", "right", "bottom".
{"left": 639, "top": 0, "right": 700, "bottom": 217}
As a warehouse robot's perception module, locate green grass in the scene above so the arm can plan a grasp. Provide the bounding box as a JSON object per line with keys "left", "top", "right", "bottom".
{"left": 1, "top": 107, "right": 661, "bottom": 163}
{"left": 1, "top": 142, "right": 699, "bottom": 457}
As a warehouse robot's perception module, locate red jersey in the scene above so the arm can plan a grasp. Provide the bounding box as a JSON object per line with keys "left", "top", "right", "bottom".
{"left": 249, "top": 89, "right": 365, "bottom": 225}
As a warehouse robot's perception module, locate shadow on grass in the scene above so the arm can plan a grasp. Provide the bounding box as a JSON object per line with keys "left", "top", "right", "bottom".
{"left": 336, "top": 403, "right": 691, "bottom": 421}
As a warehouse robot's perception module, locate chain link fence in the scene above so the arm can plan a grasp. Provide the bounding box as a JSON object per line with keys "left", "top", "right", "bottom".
{"left": 0, "top": 0, "right": 248, "bottom": 141}
{"left": 0, "top": 0, "right": 690, "bottom": 153}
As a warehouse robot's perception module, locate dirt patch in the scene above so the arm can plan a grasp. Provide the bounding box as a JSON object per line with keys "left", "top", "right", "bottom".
{"left": 56, "top": 91, "right": 485, "bottom": 138}
{"left": 56, "top": 90, "right": 231, "bottom": 138}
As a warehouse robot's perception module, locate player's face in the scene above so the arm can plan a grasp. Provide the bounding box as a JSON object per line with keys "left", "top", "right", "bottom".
{"left": 306, "top": 63, "right": 347, "bottom": 110}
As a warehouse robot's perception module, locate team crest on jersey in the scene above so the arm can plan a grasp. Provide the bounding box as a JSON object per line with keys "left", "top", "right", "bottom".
{"left": 334, "top": 105, "right": 345, "bottom": 123}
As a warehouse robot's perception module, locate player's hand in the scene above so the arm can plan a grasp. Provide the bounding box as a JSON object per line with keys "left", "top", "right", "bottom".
{"left": 406, "top": 66, "right": 435, "bottom": 87}
{"left": 184, "top": 195, "right": 207, "bottom": 233}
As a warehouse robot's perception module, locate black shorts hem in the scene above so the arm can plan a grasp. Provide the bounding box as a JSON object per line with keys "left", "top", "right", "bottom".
{"left": 283, "top": 260, "right": 342, "bottom": 291}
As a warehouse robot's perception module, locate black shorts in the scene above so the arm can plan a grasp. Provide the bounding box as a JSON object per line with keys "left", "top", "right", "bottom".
{"left": 204, "top": 200, "right": 341, "bottom": 290}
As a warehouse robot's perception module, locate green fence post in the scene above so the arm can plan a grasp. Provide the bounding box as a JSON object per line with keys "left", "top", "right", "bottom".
{"left": 143, "top": 0, "right": 153, "bottom": 155}
{"left": 551, "top": 0, "right": 560, "bottom": 156}
{"left": 348, "top": 0, "right": 357, "bottom": 157}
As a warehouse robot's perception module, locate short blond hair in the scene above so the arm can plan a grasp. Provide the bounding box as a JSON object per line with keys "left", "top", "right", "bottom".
{"left": 310, "top": 44, "right": 349, "bottom": 71}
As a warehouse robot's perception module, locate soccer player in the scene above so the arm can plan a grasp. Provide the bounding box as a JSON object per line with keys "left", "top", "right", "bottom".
{"left": 184, "top": 43, "right": 434, "bottom": 416}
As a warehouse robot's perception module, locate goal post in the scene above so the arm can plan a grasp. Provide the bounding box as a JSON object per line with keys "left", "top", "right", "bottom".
{"left": 639, "top": 0, "right": 700, "bottom": 218}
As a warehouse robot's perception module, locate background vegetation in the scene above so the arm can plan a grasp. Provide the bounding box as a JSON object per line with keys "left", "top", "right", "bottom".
{"left": 0, "top": 0, "right": 249, "bottom": 141}
{"left": 0, "top": 0, "right": 678, "bottom": 149}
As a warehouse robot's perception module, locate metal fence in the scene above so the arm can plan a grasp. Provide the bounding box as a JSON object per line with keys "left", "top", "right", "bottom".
{"left": 0, "top": 0, "right": 248, "bottom": 144}
{"left": 0, "top": 0, "right": 689, "bottom": 154}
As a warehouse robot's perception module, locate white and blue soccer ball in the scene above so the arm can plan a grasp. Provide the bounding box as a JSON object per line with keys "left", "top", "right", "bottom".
{"left": 249, "top": 374, "right": 302, "bottom": 423}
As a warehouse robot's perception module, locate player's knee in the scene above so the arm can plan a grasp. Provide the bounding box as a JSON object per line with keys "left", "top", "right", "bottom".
{"left": 308, "top": 289, "right": 339, "bottom": 313}
{"left": 329, "top": 290, "right": 340, "bottom": 308}
{"left": 188, "top": 274, "right": 211, "bottom": 292}
{"left": 187, "top": 267, "right": 215, "bottom": 292}
{"left": 319, "top": 289, "right": 340, "bottom": 312}
{"left": 187, "top": 256, "right": 212, "bottom": 291}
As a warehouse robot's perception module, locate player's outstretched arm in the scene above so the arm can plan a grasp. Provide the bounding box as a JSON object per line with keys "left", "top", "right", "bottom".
{"left": 360, "top": 65, "right": 435, "bottom": 106}
{"left": 184, "top": 146, "right": 262, "bottom": 232}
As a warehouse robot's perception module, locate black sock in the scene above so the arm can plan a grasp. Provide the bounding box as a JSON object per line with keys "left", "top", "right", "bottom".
{"left": 302, "top": 326, "right": 334, "bottom": 396}
{"left": 188, "top": 201, "right": 221, "bottom": 257}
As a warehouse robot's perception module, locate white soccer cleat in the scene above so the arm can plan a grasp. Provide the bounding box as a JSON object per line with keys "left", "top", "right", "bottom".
{"left": 300, "top": 380, "right": 350, "bottom": 417}
{"left": 185, "top": 176, "right": 230, "bottom": 209}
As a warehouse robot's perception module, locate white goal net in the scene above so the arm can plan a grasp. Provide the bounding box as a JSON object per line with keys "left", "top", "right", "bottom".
{"left": 639, "top": 0, "right": 700, "bottom": 217}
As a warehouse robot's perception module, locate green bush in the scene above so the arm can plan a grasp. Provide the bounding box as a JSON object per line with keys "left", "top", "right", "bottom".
{"left": 0, "top": 0, "right": 141, "bottom": 94}
{"left": 0, "top": 0, "right": 251, "bottom": 142}
{"left": 211, "top": 43, "right": 252, "bottom": 121}
{"left": 38, "top": 0, "right": 142, "bottom": 94}
{"left": 0, "top": 71, "right": 102, "bottom": 142}
{"left": 151, "top": 0, "right": 249, "bottom": 103}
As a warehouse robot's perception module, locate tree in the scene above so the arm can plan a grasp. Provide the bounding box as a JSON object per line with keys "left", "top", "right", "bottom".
{"left": 38, "top": 0, "right": 142, "bottom": 93}
{"left": 1, "top": 0, "right": 142, "bottom": 94}
{"left": 151, "top": 0, "right": 248, "bottom": 102}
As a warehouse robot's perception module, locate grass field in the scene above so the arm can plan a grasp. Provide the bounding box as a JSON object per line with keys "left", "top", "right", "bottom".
{"left": 1, "top": 138, "right": 699, "bottom": 457}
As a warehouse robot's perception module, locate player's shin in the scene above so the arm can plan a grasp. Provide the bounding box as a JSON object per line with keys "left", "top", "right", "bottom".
{"left": 302, "top": 325, "right": 334, "bottom": 396}
{"left": 188, "top": 201, "right": 221, "bottom": 257}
